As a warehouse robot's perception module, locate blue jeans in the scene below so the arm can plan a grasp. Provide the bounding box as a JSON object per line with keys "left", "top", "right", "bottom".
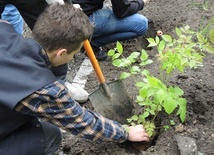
{"left": 88, "top": 9, "right": 148, "bottom": 47}
{"left": 1, "top": 4, "right": 24, "bottom": 34}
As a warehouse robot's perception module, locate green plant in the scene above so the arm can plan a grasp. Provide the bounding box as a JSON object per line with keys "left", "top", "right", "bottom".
{"left": 200, "top": 17, "right": 214, "bottom": 36}
{"left": 108, "top": 25, "right": 214, "bottom": 138}
{"left": 149, "top": 25, "right": 214, "bottom": 84}
{"left": 192, "top": 0, "right": 211, "bottom": 11}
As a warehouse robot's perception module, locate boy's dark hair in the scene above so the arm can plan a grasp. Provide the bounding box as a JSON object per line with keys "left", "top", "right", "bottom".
{"left": 32, "top": 3, "right": 93, "bottom": 53}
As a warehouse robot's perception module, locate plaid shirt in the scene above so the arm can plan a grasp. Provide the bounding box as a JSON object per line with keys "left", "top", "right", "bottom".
{"left": 15, "top": 80, "right": 128, "bottom": 143}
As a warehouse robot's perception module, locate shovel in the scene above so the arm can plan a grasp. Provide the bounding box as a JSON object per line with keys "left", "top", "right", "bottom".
{"left": 83, "top": 40, "right": 134, "bottom": 124}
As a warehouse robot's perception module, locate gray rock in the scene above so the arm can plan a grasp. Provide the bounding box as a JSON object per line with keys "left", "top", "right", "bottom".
{"left": 174, "top": 134, "right": 198, "bottom": 155}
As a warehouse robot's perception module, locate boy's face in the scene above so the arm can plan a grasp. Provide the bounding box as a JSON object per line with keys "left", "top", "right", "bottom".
{"left": 61, "top": 47, "right": 82, "bottom": 64}
{"left": 49, "top": 41, "right": 84, "bottom": 67}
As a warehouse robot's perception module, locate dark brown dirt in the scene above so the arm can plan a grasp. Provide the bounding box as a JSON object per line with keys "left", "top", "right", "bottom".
{"left": 62, "top": 0, "right": 214, "bottom": 154}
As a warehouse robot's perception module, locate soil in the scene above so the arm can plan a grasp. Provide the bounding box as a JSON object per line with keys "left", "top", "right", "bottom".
{"left": 24, "top": 0, "right": 214, "bottom": 154}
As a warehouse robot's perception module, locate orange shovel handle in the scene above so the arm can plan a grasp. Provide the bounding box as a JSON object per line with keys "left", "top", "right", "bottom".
{"left": 83, "top": 40, "right": 106, "bottom": 84}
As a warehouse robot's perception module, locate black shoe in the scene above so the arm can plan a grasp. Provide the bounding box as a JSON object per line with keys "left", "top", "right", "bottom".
{"left": 92, "top": 46, "right": 107, "bottom": 61}
{"left": 83, "top": 45, "right": 108, "bottom": 61}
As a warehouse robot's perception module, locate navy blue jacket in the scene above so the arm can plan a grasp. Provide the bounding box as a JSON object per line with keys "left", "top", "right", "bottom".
{"left": 0, "top": 22, "right": 59, "bottom": 155}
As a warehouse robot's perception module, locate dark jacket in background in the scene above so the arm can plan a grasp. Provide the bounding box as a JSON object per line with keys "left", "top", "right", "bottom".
{"left": 71, "top": 0, "right": 144, "bottom": 17}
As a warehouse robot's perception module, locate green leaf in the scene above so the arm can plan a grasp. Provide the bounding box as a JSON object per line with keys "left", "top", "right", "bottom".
{"left": 120, "top": 72, "right": 131, "bottom": 79}
{"left": 178, "top": 67, "right": 185, "bottom": 74}
{"left": 157, "top": 105, "right": 162, "bottom": 111}
{"left": 183, "top": 25, "right": 191, "bottom": 33}
{"left": 170, "top": 120, "right": 175, "bottom": 125}
{"left": 205, "top": 44, "right": 214, "bottom": 53}
{"left": 163, "top": 125, "right": 169, "bottom": 131}
{"left": 181, "top": 58, "right": 188, "bottom": 65}
{"left": 141, "top": 50, "right": 148, "bottom": 61}
{"left": 149, "top": 109, "right": 155, "bottom": 115}
{"left": 176, "top": 98, "right": 187, "bottom": 122}
{"left": 131, "top": 122, "right": 136, "bottom": 126}
{"left": 112, "top": 53, "right": 121, "bottom": 60}
{"left": 137, "top": 119, "right": 142, "bottom": 124}
{"left": 177, "top": 106, "right": 186, "bottom": 122}
{"left": 180, "top": 27, "right": 185, "bottom": 33}
{"left": 157, "top": 89, "right": 166, "bottom": 103}
{"left": 147, "top": 130, "right": 153, "bottom": 137}
{"left": 150, "top": 104, "right": 157, "bottom": 110}
{"left": 136, "top": 95, "right": 144, "bottom": 102}
{"left": 147, "top": 76, "right": 158, "bottom": 87}
{"left": 112, "top": 59, "right": 122, "bottom": 67}
{"left": 173, "top": 87, "right": 184, "bottom": 96}
{"left": 139, "top": 87, "right": 148, "bottom": 98}
{"left": 175, "top": 27, "right": 182, "bottom": 37}
{"left": 149, "top": 123, "right": 155, "bottom": 129}
{"left": 163, "top": 97, "right": 177, "bottom": 114}
{"left": 123, "top": 59, "right": 132, "bottom": 66}
{"left": 177, "top": 98, "right": 187, "bottom": 107}
{"left": 147, "top": 89, "right": 155, "bottom": 97}
{"left": 129, "top": 52, "right": 140, "bottom": 59}
{"left": 142, "top": 111, "right": 150, "bottom": 118}
{"left": 138, "top": 102, "right": 146, "bottom": 106}
{"left": 197, "top": 33, "right": 207, "bottom": 44}
{"left": 158, "top": 40, "right": 165, "bottom": 52}
{"left": 166, "top": 66, "right": 173, "bottom": 74}
{"left": 127, "top": 57, "right": 136, "bottom": 63}
{"left": 130, "top": 66, "right": 140, "bottom": 74}
{"left": 127, "top": 118, "right": 132, "bottom": 123}
{"left": 131, "top": 115, "right": 139, "bottom": 121}
{"left": 116, "top": 41, "right": 123, "bottom": 54}
{"left": 184, "top": 25, "right": 190, "bottom": 31}
{"left": 147, "top": 38, "right": 157, "bottom": 47}
{"left": 107, "top": 49, "right": 115, "bottom": 56}
{"left": 136, "top": 82, "right": 145, "bottom": 87}
{"left": 155, "top": 36, "right": 160, "bottom": 44}
{"left": 209, "top": 29, "right": 214, "bottom": 44}
{"left": 144, "top": 59, "right": 153, "bottom": 65}
{"left": 162, "top": 35, "right": 172, "bottom": 42}
{"left": 189, "top": 60, "right": 196, "bottom": 68}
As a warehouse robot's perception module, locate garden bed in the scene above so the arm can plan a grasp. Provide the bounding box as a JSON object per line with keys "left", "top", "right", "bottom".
{"left": 63, "top": 0, "right": 214, "bottom": 154}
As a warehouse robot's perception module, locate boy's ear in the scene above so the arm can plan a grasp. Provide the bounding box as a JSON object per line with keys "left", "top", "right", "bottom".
{"left": 56, "top": 48, "right": 67, "bottom": 57}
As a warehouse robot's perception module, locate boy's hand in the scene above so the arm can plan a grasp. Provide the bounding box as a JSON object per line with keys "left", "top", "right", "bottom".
{"left": 127, "top": 125, "right": 149, "bottom": 142}
{"left": 73, "top": 4, "right": 82, "bottom": 10}
{"left": 143, "top": 0, "right": 150, "bottom": 5}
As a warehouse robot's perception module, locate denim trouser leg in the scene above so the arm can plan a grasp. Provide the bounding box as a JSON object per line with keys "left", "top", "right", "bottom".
{"left": 0, "top": 0, "right": 48, "bottom": 30}
{"left": 88, "top": 9, "right": 148, "bottom": 47}
{"left": 1, "top": 4, "right": 24, "bottom": 34}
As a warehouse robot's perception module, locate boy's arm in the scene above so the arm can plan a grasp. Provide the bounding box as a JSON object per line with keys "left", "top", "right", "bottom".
{"left": 15, "top": 80, "right": 128, "bottom": 143}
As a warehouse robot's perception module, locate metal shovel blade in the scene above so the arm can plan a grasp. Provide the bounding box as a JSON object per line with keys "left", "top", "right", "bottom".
{"left": 89, "top": 80, "right": 134, "bottom": 124}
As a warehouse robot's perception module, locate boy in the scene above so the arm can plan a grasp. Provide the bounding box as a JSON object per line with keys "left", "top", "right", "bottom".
{"left": 0, "top": 0, "right": 90, "bottom": 103}
{"left": 0, "top": 3, "right": 148, "bottom": 155}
